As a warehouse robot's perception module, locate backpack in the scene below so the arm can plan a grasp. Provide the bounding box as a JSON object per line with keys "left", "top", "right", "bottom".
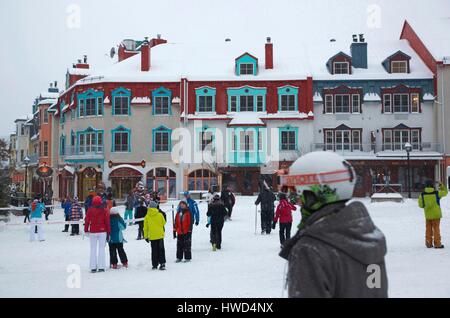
{"left": 421, "top": 191, "right": 440, "bottom": 208}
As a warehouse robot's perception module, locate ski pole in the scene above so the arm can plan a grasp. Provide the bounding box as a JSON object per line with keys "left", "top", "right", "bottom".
{"left": 172, "top": 205, "right": 176, "bottom": 239}
{"left": 255, "top": 205, "right": 258, "bottom": 235}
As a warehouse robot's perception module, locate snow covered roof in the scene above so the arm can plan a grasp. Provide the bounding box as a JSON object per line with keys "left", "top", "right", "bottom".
{"left": 40, "top": 91, "right": 59, "bottom": 99}
{"left": 67, "top": 67, "right": 91, "bottom": 76}
{"left": 228, "top": 113, "right": 265, "bottom": 126}
{"left": 423, "top": 93, "right": 436, "bottom": 101}
{"left": 364, "top": 93, "right": 381, "bottom": 102}
{"left": 80, "top": 35, "right": 433, "bottom": 84}
{"left": 38, "top": 98, "right": 57, "bottom": 106}
{"left": 405, "top": 17, "right": 450, "bottom": 61}
{"left": 131, "top": 97, "right": 151, "bottom": 104}
{"left": 313, "top": 92, "right": 323, "bottom": 102}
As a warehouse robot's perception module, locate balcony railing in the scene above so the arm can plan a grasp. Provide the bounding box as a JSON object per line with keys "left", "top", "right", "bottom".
{"left": 310, "top": 142, "right": 442, "bottom": 155}
{"left": 63, "top": 145, "right": 104, "bottom": 159}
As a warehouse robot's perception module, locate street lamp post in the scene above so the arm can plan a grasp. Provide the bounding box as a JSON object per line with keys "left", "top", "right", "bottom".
{"left": 404, "top": 143, "right": 413, "bottom": 199}
{"left": 23, "top": 156, "right": 30, "bottom": 201}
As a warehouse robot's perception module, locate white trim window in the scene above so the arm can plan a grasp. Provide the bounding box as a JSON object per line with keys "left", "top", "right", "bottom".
{"left": 391, "top": 61, "right": 408, "bottom": 74}
{"left": 411, "top": 93, "right": 420, "bottom": 113}
{"left": 325, "top": 95, "right": 334, "bottom": 114}
{"left": 384, "top": 129, "right": 421, "bottom": 151}
{"left": 333, "top": 62, "right": 350, "bottom": 75}
{"left": 325, "top": 129, "right": 362, "bottom": 152}
{"left": 335, "top": 95, "right": 351, "bottom": 113}
{"left": 383, "top": 94, "right": 392, "bottom": 113}
{"left": 393, "top": 94, "right": 410, "bottom": 113}
{"left": 352, "top": 95, "right": 361, "bottom": 113}
{"left": 239, "top": 63, "right": 254, "bottom": 75}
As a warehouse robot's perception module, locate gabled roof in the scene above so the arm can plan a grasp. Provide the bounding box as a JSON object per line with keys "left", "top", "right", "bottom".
{"left": 235, "top": 52, "right": 259, "bottom": 62}
{"left": 383, "top": 50, "right": 411, "bottom": 63}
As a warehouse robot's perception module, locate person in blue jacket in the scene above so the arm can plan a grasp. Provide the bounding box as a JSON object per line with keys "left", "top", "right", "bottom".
{"left": 180, "top": 192, "right": 200, "bottom": 228}
{"left": 109, "top": 207, "right": 128, "bottom": 269}
{"left": 61, "top": 197, "right": 72, "bottom": 233}
{"left": 29, "top": 199, "right": 46, "bottom": 242}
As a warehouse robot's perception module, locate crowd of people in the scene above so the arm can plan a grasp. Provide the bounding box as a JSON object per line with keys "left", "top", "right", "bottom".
{"left": 21, "top": 150, "right": 449, "bottom": 298}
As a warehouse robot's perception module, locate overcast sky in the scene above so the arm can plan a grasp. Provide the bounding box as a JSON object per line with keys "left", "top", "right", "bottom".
{"left": 0, "top": 0, "right": 448, "bottom": 138}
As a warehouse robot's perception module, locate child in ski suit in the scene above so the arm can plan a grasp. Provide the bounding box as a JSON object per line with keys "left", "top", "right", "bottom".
{"left": 29, "top": 199, "right": 45, "bottom": 242}
{"left": 70, "top": 197, "right": 83, "bottom": 236}
{"left": 273, "top": 193, "right": 297, "bottom": 247}
{"left": 144, "top": 201, "right": 167, "bottom": 270}
{"left": 418, "top": 181, "right": 448, "bottom": 249}
{"left": 175, "top": 201, "right": 193, "bottom": 262}
{"left": 109, "top": 207, "right": 128, "bottom": 269}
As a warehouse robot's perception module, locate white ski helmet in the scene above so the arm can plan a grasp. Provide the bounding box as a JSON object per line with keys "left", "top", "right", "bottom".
{"left": 284, "top": 152, "right": 356, "bottom": 209}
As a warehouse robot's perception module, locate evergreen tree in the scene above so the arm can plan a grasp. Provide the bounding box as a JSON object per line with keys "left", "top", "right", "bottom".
{"left": 0, "top": 139, "right": 11, "bottom": 208}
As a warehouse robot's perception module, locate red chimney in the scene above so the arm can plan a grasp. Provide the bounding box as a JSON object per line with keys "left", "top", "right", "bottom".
{"left": 149, "top": 34, "right": 168, "bottom": 48}
{"left": 141, "top": 38, "right": 150, "bottom": 72}
{"left": 265, "top": 37, "right": 273, "bottom": 70}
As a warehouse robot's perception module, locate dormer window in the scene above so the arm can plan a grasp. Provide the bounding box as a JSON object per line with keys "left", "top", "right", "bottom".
{"left": 240, "top": 63, "right": 254, "bottom": 75}
{"left": 235, "top": 53, "right": 258, "bottom": 76}
{"left": 333, "top": 62, "right": 350, "bottom": 75}
{"left": 391, "top": 61, "right": 408, "bottom": 74}
{"left": 383, "top": 51, "right": 411, "bottom": 74}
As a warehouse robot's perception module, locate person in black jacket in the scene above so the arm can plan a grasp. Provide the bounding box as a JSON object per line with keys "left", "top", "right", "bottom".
{"left": 134, "top": 199, "right": 148, "bottom": 240}
{"left": 255, "top": 182, "right": 276, "bottom": 235}
{"left": 221, "top": 186, "right": 236, "bottom": 220}
{"left": 207, "top": 195, "right": 228, "bottom": 251}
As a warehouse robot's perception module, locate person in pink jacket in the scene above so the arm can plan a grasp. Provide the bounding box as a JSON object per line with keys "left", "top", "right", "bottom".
{"left": 273, "top": 193, "right": 297, "bottom": 248}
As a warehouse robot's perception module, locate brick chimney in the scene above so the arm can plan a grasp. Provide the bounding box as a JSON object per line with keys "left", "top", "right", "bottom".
{"left": 149, "top": 34, "right": 168, "bottom": 48}
{"left": 265, "top": 37, "right": 273, "bottom": 70}
{"left": 141, "top": 37, "right": 150, "bottom": 72}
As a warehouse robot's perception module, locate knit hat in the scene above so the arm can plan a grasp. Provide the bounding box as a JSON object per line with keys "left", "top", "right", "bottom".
{"left": 148, "top": 201, "right": 158, "bottom": 209}
{"left": 213, "top": 194, "right": 221, "bottom": 201}
{"left": 110, "top": 206, "right": 120, "bottom": 215}
{"left": 183, "top": 191, "right": 190, "bottom": 197}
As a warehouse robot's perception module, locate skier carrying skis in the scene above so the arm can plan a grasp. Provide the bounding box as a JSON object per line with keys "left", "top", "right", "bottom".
{"left": 273, "top": 193, "right": 297, "bottom": 248}
{"left": 418, "top": 180, "right": 448, "bottom": 249}
{"left": 207, "top": 194, "right": 228, "bottom": 251}
{"left": 255, "top": 182, "right": 276, "bottom": 235}
{"left": 280, "top": 152, "right": 388, "bottom": 298}
{"left": 221, "top": 186, "right": 236, "bottom": 220}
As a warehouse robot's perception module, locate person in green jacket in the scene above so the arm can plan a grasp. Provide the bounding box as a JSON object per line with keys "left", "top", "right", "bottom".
{"left": 418, "top": 180, "right": 448, "bottom": 249}
{"left": 143, "top": 201, "right": 167, "bottom": 270}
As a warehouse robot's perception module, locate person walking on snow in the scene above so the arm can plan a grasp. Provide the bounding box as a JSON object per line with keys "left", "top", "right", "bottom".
{"left": 255, "top": 182, "right": 276, "bottom": 235}
{"left": 221, "top": 186, "right": 236, "bottom": 220}
{"left": 280, "top": 152, "right": 388, "bottom": 298}
{"left": 144, "top": 201, "right": 167, "bottom": 270}
{"left": 273, "top": 193, "right": 297, "bottom": 248}
{"left": 109, "top": 207, "right": 128, "bottom": 269}
{"left": 134, "top": 198, "right": 147, "bottom": 240}
{"left": 175, "top": 201, "right": 193, "bottom": 262}
{"left": 207, "top": 194, "right": 228, "bottom": 251}
{"left": 124, "top": 190, "right": 134, "bottom": 226}
{"left": 29, "top": 199, "right": 46, "bottom": 242}
{"left": 61, "top": 197, "right": 72, "bottom": 233}
{"left": 84, "top": 196, "right": 111, "bottom": 273}
{"left": 418, "top": 180, "right": 448, "bottom": 249}
{"left": 70, "top": 197, "right": 83, "bottom": 236}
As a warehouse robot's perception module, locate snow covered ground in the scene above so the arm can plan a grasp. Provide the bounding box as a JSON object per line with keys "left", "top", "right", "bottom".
{"left": 0, "top": 196, "right": 449, "bottom": 298}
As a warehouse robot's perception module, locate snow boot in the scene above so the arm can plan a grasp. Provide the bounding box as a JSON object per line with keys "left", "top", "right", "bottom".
{"left": 212, "top": 244, "right": 217, "bottom": 252}
{"left": 184, "top": 259, "right": 191, "bottom": 263}
{"left": 123, "top": 262, "right": 128, "bottom": 268}
{"left": 159, "top": 264, "right": 166, "bottom": 271}
{"left": 152, "top": 266, "right": 158, "bottom": 270}
{"left": 176, "top": 259, "right": 182, "bottom": 263}
{"left": 435, "top": 245, "right": 445, "bottom": 249}
{"left": 91, "top": 269, "right": 97, "bottom": 273}
{"left": 98, "top": 269, "right": 105, "bottom": 273}
{"left": 112, "top": 264, "right": 118, "bottom": 270}
{"left": 261, "top": 230, "right": 266, "bottom": 235}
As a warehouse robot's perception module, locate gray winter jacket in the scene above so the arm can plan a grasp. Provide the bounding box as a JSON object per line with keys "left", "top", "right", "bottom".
{"left": 280, "top": 201, "right": 388, "bottom": 298}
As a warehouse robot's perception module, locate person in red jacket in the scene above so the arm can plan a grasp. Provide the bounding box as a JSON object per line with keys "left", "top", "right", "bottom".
{"left": 174, "top": 201, "right": 193, "bottom": 263}
{"left": 273, "top": 193, "right": 297, "bottom": 248}
{"left": 84, "top": 196, "right": 111, "bottom": 273}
